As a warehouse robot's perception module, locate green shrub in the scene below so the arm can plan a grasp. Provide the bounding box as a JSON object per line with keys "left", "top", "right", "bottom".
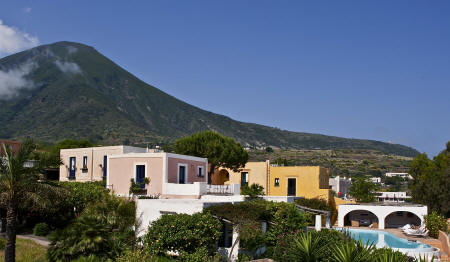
{"left": 295, "top": 197, "right": 333, "bottom": 211}
{"left": 47, "top": 194, "right": 136, "bottom": 261}
{"left": 241, "top": 183, "right": 265, "bottom": 198}
{"left": 178, "top": 247, "right": 222, "bottom": 262}
{"left": 33, "top": 222, "right": 50, "bottom": 236}
{"left": 372, "top": 248, "right": 410, "bottom": 262}
{"left": 144, "top": 212, "right": 222, "bottom": 256}
{"left": 0, "top": 237, "right": 5, "bottom": 250}
{"left": 116, "top": 249, "right": 175, "bottom": 262}
{"left": 424, "top": 211, "right": 448, "bottom": 238}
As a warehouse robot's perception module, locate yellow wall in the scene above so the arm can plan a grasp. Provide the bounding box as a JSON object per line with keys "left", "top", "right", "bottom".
{"left": 269, "top": 166, "right": 331, "bottom": 201}
{"left": 215, "top": 161, "right": 270, "bottom": 194}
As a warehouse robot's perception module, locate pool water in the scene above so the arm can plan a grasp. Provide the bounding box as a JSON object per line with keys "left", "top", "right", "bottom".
{"left": 343, "top": 228, "right": 432, "bottom": 250}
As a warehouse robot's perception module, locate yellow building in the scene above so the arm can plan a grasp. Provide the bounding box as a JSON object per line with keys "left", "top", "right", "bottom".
{"left": 269, "top": 166, "right": 332, "bottom": 201}
{"left": 213, "top": 161, "right": 270, "bottom": 194}
{"left": 213, "top": 161, "right": 331, "bottom": 200}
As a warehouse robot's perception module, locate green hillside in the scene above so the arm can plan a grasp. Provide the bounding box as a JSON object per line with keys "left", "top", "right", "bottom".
{"left": 0, "top": 41, "right": 419, "bottom": 157}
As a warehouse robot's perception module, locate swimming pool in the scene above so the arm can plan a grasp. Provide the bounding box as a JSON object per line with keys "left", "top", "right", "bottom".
{"left": 339, "top": 228, "right": 439, "bottom": 260}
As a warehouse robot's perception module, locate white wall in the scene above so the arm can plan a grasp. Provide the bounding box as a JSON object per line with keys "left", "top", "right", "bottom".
{"left": 136, "top": 199, "right": 206, "bottom": 236}
{"left": 338, "top": 204, "right": 428, "bottom": 229}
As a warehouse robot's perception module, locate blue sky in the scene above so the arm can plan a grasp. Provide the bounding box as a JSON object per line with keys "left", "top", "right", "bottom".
{"left": 1, "top": 1, "right": 449, "bottom": 156}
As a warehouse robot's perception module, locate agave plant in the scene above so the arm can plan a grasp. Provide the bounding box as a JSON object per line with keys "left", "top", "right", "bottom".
{"left": 331, "top": 239, "right": 375, "bottom": 262}
{"left": 373, "top": 248, "right": 410, "bottom": 262}
{"left": 293, "top": 231, "right": 329, "bottom": 262}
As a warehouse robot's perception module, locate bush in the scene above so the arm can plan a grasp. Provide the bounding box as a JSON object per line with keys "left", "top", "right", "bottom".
{"left": 264, "top": 202, "right": 310, "bottom": 246}
{"left": 295, "top": 197, "right": 332, "bottom": 211}
{"left": 424, "top": 211, "right": 448, "bottom": 238}
{"left": 0, "top": 237, "right": 5, "bottom": 250}
{"left": 144, "top": 212, "right": 222, "bottom": 256}
{"left": 47, "top": 194, "right": 136, "bottom": 261}
{"left": 179, "top": 247, "right": 222, "bottom": 262}
{"left": 241, "top": 183, "right": 265, "bottom": 198}
{"left": 33, "top": 222, "right": 50, "bottom": 236}
{"left": 116, "top": 249, "right": 174, "bottom": 262}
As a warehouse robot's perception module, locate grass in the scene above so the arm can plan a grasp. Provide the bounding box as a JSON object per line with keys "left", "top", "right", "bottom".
{"left": 0, "top": 238, "right": 47, "bottom": 262}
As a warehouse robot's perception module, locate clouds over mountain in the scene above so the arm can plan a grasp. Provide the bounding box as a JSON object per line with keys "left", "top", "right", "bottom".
{"left": 0, "top": 20, "right": 39, "bottom": 57}
{"left": 0, "top": 61, "right": 36, "bottom": 99}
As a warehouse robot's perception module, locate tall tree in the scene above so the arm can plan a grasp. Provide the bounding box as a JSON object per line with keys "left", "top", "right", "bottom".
{"left": 0, "top": 140, "right": 62, "bottom": 262}
{"left": 349, "top": 178, "right": 380, "bottom": 203}
{"left": 410, "top": 141, "right": 450, "bottom": 216}
{"left": 174, "top": 131, "right": 248, "bottom": 181}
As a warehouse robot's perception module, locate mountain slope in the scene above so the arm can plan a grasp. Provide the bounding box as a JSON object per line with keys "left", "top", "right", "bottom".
{"left": 0, "top": 41, "right": 419, "bottom": 157}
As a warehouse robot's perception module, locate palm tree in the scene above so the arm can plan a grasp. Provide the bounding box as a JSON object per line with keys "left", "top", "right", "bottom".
{"left": 0, "top": 140, "right": 62, "bottom": 262}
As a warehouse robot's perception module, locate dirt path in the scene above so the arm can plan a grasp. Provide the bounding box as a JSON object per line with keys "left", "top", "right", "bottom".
{"left": 17, "top": 234, "right": 50, "bottom": 247}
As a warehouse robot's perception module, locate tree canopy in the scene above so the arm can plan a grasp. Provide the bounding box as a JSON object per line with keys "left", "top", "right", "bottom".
{"left": 174, "top": 131, "right": 248, "bottom": 172}
{"left": 409, "top": 141, "right": 450, "bottom": 217}
{"left": 349, "top": 178, "right": 380, "bottom": 203}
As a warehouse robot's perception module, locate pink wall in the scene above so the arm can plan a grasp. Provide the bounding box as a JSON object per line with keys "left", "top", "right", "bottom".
{"left": 167, "top": 157, "right": 207, "bottom": 184}
{"left": 108, "top": 156, "right": 164, "bottom": 196}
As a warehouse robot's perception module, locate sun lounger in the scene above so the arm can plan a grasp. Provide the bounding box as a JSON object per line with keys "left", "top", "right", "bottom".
{"left": 400, "top": 224, "right": 412, "bottom": 231}
{"left": 405, "top": 229, "right": 429, "bottom": 237}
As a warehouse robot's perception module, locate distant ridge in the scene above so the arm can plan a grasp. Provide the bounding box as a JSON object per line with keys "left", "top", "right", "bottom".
{"left": 0, "top": 41, "right": 419, "bottom": 157}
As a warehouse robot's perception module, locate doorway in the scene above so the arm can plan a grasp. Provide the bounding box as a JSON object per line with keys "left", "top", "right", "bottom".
{"left": 287, "top": 178, "right": 296, "bottom": 196}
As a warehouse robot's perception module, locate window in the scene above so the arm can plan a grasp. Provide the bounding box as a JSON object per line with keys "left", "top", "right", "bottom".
{"left": 82, "top": 156, "right": 88, "bottom": 169}
{"left": 103, "top": 155, "right": 107, "bottom": 179}
{"left": 274, "top": 178, "right": 280, "bottom": 187}
{"left": 396, "top": 211, "right": 403, "bottom": 216}
{"left": 178, "top": 165, "right": 187, "bottom": 184}
{"left": 69, "top": 157, "right": 76, "bottom": 179}
{"left": 241, "top": 172, "right": 248, "bottom": 187}
{"left": 136, "top": 165, "right": 146, "bottom": 189}
{"left": 198, "top": 166, "right": 204, "bottom": 177}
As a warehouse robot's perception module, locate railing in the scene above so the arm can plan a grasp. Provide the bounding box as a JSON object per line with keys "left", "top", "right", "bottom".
{"left": 206, "top": 184, "right": 240, "bottom": 195}
{"left": 162, "top": 182, "right": 240, "bottom": 196}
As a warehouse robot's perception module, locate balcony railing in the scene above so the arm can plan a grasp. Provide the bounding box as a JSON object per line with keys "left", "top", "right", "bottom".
{"left": 163, "top": 182, "right": 240, "bottom": 196}
{"left": 206, "top": 184, "right": 240, "bottom": 195}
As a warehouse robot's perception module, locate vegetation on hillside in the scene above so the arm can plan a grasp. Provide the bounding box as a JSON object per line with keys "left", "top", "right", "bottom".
{"left": 249, "top": 148, "right": 413, "bottom": 179}
{"left": 0, "top": 41, "right": 418, "bottom": 157}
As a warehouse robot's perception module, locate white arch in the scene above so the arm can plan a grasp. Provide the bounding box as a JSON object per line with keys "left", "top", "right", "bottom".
{"left": 338, "top": 204, "right": 427, "bottom": 229}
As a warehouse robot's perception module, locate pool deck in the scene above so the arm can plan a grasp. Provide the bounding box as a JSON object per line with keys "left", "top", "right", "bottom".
{"left": 340, "top": 226, "right": 449, "bottom": 261}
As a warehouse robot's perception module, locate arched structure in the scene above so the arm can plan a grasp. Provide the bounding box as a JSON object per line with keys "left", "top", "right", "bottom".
{"left": 211, "top": 169, "right": 230, "bottom": 185}
{"left": 338, "top": 204, "right": 427, "bottom": 229}
{"left": 384, "top": 211, "right": 421, "bottom": 228}
{"left": 343, "top": 210, "right": 378, "bottom": 227}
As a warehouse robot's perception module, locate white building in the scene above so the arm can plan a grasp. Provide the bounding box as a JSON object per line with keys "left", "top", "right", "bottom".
{"left": 385, "top": 172, "right": 412, "bottom": 179}
{"left": 370, "top": 177, "right": 382, "bottom": 184}
{"left": 329, "top": 176, "right": 352, "bottom": 198}
{"left": 376, "top": 192, "right": 411, "bottom": 203}
{"left": 337, "top": 203, "right": 427, "bottom": 229}
{"left": 136, "top": 195, "right": 298, "bottom": 261}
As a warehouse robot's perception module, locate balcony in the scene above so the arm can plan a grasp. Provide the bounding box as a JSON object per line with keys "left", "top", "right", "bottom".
{"left": 163, "top": 182, "right": 240, "bottom": 197}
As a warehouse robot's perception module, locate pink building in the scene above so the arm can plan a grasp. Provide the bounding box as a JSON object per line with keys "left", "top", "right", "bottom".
{"left": 107, "top": 152, "right": 211, "bottom": 198}
{"left": 60, "top": 145, "right": 147, "bottom": 182}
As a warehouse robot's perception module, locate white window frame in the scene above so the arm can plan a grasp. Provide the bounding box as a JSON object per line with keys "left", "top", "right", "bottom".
{"left": 177, "top": 163, "right": 188, "bottom": 184}
{"left": 197, "top": 166, "right": 204, "bottom": 177}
